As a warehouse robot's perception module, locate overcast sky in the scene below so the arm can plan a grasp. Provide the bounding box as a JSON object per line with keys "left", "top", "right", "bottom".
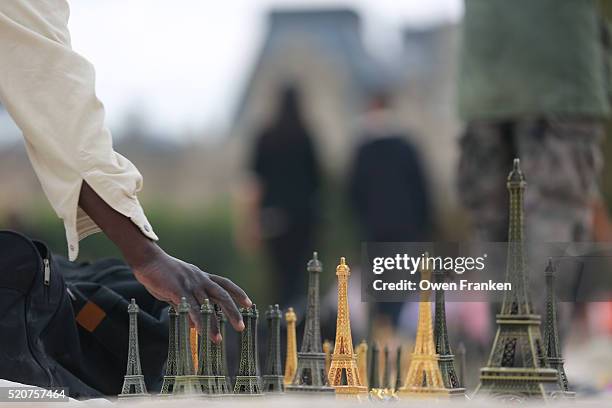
{"left": 5, "top": 0, "right": 461, "bottom": 141}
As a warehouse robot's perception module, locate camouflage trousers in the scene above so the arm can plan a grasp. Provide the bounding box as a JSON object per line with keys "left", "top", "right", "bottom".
{"left": 458, "top": 118, "right": 603, "bottom": 244}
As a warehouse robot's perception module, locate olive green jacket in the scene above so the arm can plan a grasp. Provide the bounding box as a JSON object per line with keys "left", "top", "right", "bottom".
{"left": 458, "top": 0, "right": 611, "bottom": 120}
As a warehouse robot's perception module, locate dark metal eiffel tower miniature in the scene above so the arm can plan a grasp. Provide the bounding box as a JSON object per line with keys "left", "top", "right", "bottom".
{"left": 251, "top": 304, "right": 261, "bottom": 381}
{"left": 211, "top": 304, "right": 232, "bottom": 393}
{"left": 544, "top": 260, "right": 574, "bottom": 398}
{"left": 394, "top": 346, "right": 402, "bottom": 391}
{"left": 474, "top": 159, "right": 559, "bottom": 401}
{"left": 368, "top": 342, "right": 381, "bottom": 390}
{"left": 233, "top": 306, "right": 262, "bottom": 394}
{"left": 118, "top": 299, "right": 149, "bottom": 399}
{"left": 173, "top": 297, "right": 202, "bottom": 395}
{"left": 456, "top": 342, "right": 466, "bottom": 389}
{"left": 287, "top": 252, "right": 334, "bottom": 392}
{"left": 263, "top": 304, "right": 284, "bottom": 392}
{"left": 434, "top": 269, "right": 465, "bottom": 396}
{"left": 159, "top": 306, "right": 178, "bottom": 395}
{"left": 197, "top": 299, "right": 219, "bottom": 394}
{"left": 383, "top": 346, "right": 391, "bottom": 390}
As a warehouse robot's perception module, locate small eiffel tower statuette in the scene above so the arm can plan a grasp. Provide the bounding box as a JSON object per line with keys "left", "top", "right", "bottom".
{"left": 196, "top": 299, "right": 219, "bottom": 394}
{"left": 356, "top": 340, "right": 368, "bottom": 389}
{"left": 456, "top": 342, "right": 466, "bottom": 389}
{"left": 368, "top": 342, "right": 381, "bottom": 390}
{"left": 395, "top": 346, "right": 403, "bottom": 391}
{"left": 159, "top": 306, "right": 178, "bottom": 396}
{"left": 328, "top": 257, "right": 367, "bottom": 395}
{"left": 544, "top": 259, "right": 574, "bottom": 398}
{"left": 233, "top": 306, "right": 262, "bottom": 394}
{"left": 263, "top": 304, "right": 284, "bottom": 392}
{"left": 475, "top": 159, "right": 560, "bottom": 401}
{"left": 383, "top": 346, "right": 391, "bottom": 390}
{"left": 287, "top": 252, "right": 334, "bottom": 393}
{"left": 284, "top": 307, "right": 298, "bottom": 385}
{"left": 173, "top": 297, "right": 202, "bottom": 395}
{"left": 118, "top": 299, "right": 149, "bottom": 399}
{"left": 398, "top": 260, "right": 448, "bottom": 398}
{"left": 212, "top": 304, "right": 232, "bottom": 393}
{"left": 434, "top": 269, "right": 465, "bottom": 396}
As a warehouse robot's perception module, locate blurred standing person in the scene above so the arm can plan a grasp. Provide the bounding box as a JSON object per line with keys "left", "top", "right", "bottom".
{"left": 457, "top": 0, "right": 610, "bottom": 245}
{"left": 349, "top": 91, "right": 432, "bottom": 328}
{"left": 244, "top": 85, "right": 322, "bottom": 307}
{"left": 456, "top": 0, "right": 611, "bottom": 362}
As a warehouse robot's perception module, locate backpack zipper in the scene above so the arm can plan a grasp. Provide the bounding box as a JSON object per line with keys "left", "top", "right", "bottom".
{"left": 43, "top": 258, "right": 50, "bottom": 286}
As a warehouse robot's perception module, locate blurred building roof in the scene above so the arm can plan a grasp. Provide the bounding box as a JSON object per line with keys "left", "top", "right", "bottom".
{"left": 234, "top": 8, "right": 383, "bottom": 127}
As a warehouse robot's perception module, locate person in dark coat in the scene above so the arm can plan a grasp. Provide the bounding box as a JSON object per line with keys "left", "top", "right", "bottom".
{"left": 248, "top": 85, "right": 322, "bottom": 307}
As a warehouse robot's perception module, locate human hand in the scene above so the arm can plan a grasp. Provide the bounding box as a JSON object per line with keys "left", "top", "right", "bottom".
{"left": 130, "top": 244, "right": 251, "bottom": 342}
{"left": 77, "top": 182, "right": 251, "bottom": 341}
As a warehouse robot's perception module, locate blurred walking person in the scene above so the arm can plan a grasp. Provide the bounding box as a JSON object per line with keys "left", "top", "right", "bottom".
{"left": 243, "top": 85, "right": 322, "bottom": 307}
{"left": 349, "top": 90, "right": 432, "bottom": 329}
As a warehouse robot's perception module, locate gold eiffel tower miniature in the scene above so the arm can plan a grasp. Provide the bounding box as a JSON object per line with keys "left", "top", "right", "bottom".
{"left": 398, "top": 261, "right": 449, "bottom": 398}
{"left": 283, "top": 307, "right": 298, "bottom": 385}
{"left": 356, "top": 340, "right": 368, "bottom": 389}
{"left": 328, "top": 257, "right": 367, "bottom": 395}
{"left": 323, "top": 340, "right": 333, "bottom": 376}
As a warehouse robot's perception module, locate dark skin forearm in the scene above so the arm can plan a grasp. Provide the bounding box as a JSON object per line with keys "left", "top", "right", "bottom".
{"left": 78, "top": 182, "right": 157, "bottom": 268}
{"left": 78, "top": 182, "right": 250, "bottom": 339}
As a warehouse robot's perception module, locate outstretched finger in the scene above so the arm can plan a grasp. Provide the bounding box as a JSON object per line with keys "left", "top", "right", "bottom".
{"left": 194, "top": 289, "right": 222, "bottom": 343}
{"left": 209, "top": 274, "right": 251, "bottom": 308}
{"left": 209, "top": 309, "right": 221, "bottom": 344}
{"left": 186, "top": 295, "right": 203, "bottom": 334}
{"left": 206, "top": 280, "right": 244, "bottom": 332}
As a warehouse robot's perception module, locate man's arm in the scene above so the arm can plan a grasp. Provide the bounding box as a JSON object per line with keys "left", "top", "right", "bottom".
{"left": 0, "top": 1, "right": 250, "bottom": 338}
{"left": 79, "top": 182, "right": 250, "bottom": 337}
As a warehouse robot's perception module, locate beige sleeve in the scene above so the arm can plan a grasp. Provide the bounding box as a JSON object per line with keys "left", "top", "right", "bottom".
{"left": 0, "top": 0, "right": 158, "bottom": 260}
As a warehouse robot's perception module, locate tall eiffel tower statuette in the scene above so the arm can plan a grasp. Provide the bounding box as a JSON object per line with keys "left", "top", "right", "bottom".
{"left": 283, "top": 307, "right": 298, "bottom": 385}
{"left": 474, "top": 159, "right": 559, "bottom": 401}
{"left": 398, "top": 262, "right": 449, "bottom": 398}
{"left": 173, "top": 297, "right": 202, "bottom": 396}
{"left": 159, "top": 306, "right": 178, "bottom": 396}
{"left": 211, "top": 304, "right": 232, "bottom": 393}
{"left": 196, "top": 299, "right": 219, "bottom": 394}
{"left": 287, "top": 252, "right": 334, "bottom": 392}
{"left": 328, "top": 257, "right": 367, "bottom": 395}
{"left": 544, "top": 259, "right": 574, "bottom": 398}
{"left": 118, "top": 299, "right": 149, "bottom": 399}
{"left": 233, "top": 306, "right": 262, "bottom": 395}
{"left": 262, "top": 304, "right": 284, "bottom": 392}
{"left": 434, "top": 269, "right": 465, "bottom": 397}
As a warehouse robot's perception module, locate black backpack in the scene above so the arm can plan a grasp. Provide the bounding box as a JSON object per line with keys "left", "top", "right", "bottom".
{"left": 0, "top": 230, "right": 169, "bottom": 398}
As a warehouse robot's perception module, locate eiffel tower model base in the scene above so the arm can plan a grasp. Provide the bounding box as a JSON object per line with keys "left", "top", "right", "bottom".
{"left": 437, "top": 355, "right": 466, "bottom": 397}
{"left": 333, "top": 385, "right": 367, "bottom": 395}
{"left": 173, "top": 375, "right": 203, "bottom": 396}
{"left": 262, "top": 375, "right": 284, "bottom": 392}
{"left": 548, "top": 389, "right": 576, "bottom": 400}
{"left": 286, "top": 352, "right": 334, "bottom": 393}
{"left": 398, "top": 386, "right": 460, "bottom": 399}
{"left": 158, "top": 375, "right": 175, "bottom": 396}
{"left": 214, "top": 376, "right": 232, "bottom": 394}
{"left": 118, "top": 375, "right": 149, "bottom": 399}
{"left": 233, "top": 376, "right": 263, "bottom": 395}
{"left": 197, "top": 375, "right": 220, "bottom": 394}
{"left": 476, "top": 366, "right": 560, "bottom": 401}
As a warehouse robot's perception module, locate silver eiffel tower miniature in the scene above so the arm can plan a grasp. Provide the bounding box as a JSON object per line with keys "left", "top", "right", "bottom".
{"left": 118, "top": 299, "right": 149, "bottom": 399}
